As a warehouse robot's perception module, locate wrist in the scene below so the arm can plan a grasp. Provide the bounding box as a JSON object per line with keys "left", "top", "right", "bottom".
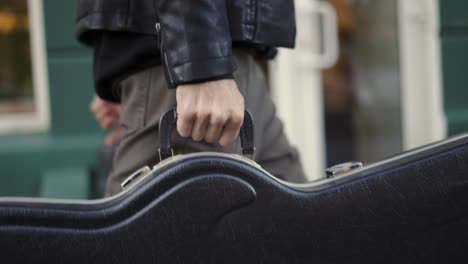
{"left": 177, "top": 73, "right": 234, "bottom": 88}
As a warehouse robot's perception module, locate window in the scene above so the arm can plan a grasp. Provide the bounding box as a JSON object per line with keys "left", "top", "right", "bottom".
{"left": 270, "top": 0, "right": 444, "bottom": 180}
{"left": 0, "top": 0, "right": 49, "bottom": 133}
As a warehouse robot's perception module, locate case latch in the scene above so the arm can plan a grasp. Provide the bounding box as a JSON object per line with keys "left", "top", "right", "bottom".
{"left": 121, "top": 166, "right": 151, "bottom": 190}
{"left": 325, "top": 161, "right": 363, "bottom": 178}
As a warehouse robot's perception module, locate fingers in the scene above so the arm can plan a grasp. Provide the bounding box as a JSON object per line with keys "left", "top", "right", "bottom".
{"left": 177, "top": 108, "right": 195, "bottom": 138}
{"left": 176, "top": 79, "right": 245, "bottom": 146}
{"left": 105, "top": 126, "right": 124, "bottom": 145}
{"left": 219, "top": 112, "right": 244, "bottom": 147}
{"left": 178, "top": 108, "right": 243, "bottom": 146}
{"left": 100, "top": 114, "right": 118, "bottom": 129}
{"left": 204, "top": 116, "right": 224, "bottom": 143}
{"left": 176, "top": 108, "right": 213, "bottom": 142}
{"left": 90, "top": 96, "right": 121, "bottom": 130}
{"left": 191, "top": 112, "right": 210, "bottom": 141}
{"left": 90, "top": 97, "right": 100, "bottom": 113}
{"left": 96, "top": 109, "right": 119, "bottom": 129}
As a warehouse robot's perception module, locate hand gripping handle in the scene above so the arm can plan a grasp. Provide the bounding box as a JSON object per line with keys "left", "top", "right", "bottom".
{"left": 158, "top": 108, "right": 255, "bottom": 161}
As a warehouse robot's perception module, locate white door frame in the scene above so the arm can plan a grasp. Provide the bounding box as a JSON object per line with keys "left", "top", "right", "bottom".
{"left": 271, "top": 0, "right": 447, "bottom": 181}
{"left": 269, "top": 0, "right": 339, "bottom": 181}
{"left": 398, "top": 0, "right": 446, "bottom": 149}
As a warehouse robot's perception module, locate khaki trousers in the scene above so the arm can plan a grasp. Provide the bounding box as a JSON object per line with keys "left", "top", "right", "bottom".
{"left": 107, "top": 50, "right": 306, "bottom": 196}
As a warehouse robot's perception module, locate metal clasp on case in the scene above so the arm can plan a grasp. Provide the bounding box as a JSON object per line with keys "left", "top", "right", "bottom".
{"left": 158, "top": 148, "right": 174, "bottom": 162}
{"left": 121, "top": 166, "right": 151, "bottom": 190}
{"left": 325, "top": 161, "right": 363, "bottom": 178}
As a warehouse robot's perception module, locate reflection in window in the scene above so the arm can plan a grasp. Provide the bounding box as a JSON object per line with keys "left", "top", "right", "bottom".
{"left": 0, "top": 0, "right": 34, "bottom": 114}
{"left": 323, "top": 0, "right": 402, "bottom": 165}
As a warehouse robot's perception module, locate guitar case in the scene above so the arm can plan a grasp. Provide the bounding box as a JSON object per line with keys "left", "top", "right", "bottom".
{"left": 1, "top": 109, "right": 468, "bottom": 263}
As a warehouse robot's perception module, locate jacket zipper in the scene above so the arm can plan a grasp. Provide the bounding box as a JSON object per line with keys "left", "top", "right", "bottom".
{"left": 154, "top": 9, "right": 176, "bottom": 88}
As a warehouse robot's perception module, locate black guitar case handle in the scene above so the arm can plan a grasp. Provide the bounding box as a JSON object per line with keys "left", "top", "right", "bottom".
{"left": 158, "top": 108, "right": 255, "bottom": 160}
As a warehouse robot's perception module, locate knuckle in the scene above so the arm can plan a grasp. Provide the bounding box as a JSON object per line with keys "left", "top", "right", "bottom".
{"left": 239, "top": 96, "right": 245, "bottom": 106}
{"left": 197, "top": 110, "right": 210, "bottom": 120}
{"left": 176, "top": 120, "right": 185, "bottom": 129}
{"left": 211, "top": 114, "right": 226, "bottom": 126}
{"left": 204, "top": 135, "right": 216, "bottom": 143}
{"left": 186, "top": 109, "right": 197, "bottom": 117}
{"left": 180, "top": 110, "right": 196, "bottom": 121}
{"left": 177, "top": 125, "right": 189, "bottom": 137}
{"left": 232, "top": 113, "right": 244, "bottom": 126}
{"left": 178, "top": 130, "right": 189, "bottom": 138}
{"left": 191, "top": 128, "right": 204, "bottom": 141}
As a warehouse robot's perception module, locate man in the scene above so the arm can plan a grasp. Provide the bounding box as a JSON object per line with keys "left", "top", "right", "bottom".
{"left": 76, "top": 0, "right": 306, "bottom": 196}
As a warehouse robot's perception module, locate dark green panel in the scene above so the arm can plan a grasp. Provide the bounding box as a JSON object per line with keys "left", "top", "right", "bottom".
{"left": 48, "top": 56, "right": 100, "bottom": 135}
{"left": 441, "top": 35, "right": 468, "bottom": 135}
{"left": 40, "top": 167, "right": 90, "bottom": 199}
{"left": 42, "top": 0, "right": 82, "bottom": 50}
{"left": 440, "top": 0, "right": 468, "bottom": 29}
{"left": 42, "top": 0, "right": 99, "bottom": 136}
{"left": 446, "top": 112, "right": 468, "bottom": 135}
{"left": 0, "top": 134, "right": 103, "bottom": 197}
{"left": 42, "top": 0, "right": 99, "bottom": 135}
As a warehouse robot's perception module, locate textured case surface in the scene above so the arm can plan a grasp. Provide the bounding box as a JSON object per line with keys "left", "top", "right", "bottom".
{"left": 1, "top": 135, "right": 468, "bottom": 263}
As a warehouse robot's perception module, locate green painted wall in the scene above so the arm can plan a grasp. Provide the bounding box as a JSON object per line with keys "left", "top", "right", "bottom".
{"left": 439, "top": 1, "right": 468, "bottom": 135}
{"left": 43, "top": 0, "right": 99, "bottom": 136}
{"left": 0, "top": 1, "right": 103, "bottom": 197}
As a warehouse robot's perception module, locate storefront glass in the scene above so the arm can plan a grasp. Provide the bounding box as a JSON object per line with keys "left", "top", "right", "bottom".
{"left": 0, "top": 0, "right": 34, "bottom": 115}
{"left": 324, "top": 0, "right": 403, "bottom": 165}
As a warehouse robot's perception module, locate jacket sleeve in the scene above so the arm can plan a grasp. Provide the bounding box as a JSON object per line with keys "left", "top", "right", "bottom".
{"left": 155, "top": 0, "right": 236, "bottom": 88}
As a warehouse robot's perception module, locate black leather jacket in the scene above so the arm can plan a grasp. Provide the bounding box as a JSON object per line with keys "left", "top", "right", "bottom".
{"left": 76, "top": 0, "right": 296, "bottom": 88}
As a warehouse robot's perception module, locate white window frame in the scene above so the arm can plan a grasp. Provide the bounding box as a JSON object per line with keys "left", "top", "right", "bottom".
{"left": 398, "top": 0, "right": 447, "bottom": 149}
{"left": 0, "top": 0, "right": 50, "bottom": 133}
{"left": 271, "top": 0, "right": 447, "bottom": 180}
{"left": 269, "top": 0, "right": 338, "bottom": 181}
